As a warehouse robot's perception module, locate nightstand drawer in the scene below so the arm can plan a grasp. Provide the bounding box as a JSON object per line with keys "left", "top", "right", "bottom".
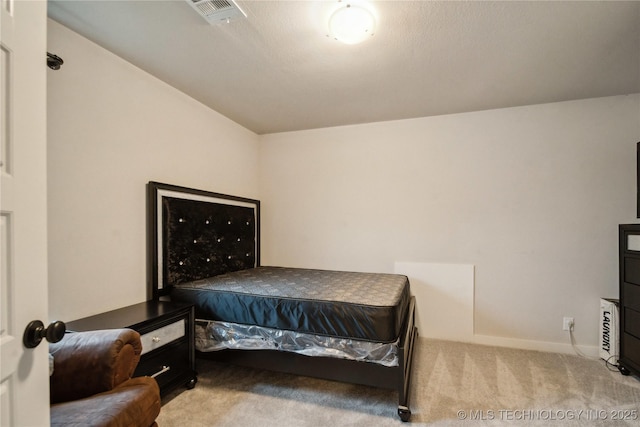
{"left": 140, "top": 318, "right": 185, "bottom": 355}
{"left": 135, "top": 341, "right": 190, "bottom": 388}
{"left": 65, "top": 300, "right": 197, "bottom": 397}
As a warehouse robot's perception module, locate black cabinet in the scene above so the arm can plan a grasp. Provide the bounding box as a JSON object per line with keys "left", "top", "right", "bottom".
{"left": 618, "top": 224, "right": 640, "bottom": 376}
{"left": 65, "top": 300, "right": 197, "bottom": 396}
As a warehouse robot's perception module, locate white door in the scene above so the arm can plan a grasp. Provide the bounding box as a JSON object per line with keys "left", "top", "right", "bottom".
{"left": 0, "top": 0, "right": 50, "bottom": 426}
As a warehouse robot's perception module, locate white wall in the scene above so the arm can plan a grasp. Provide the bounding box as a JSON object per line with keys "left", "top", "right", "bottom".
{"left": 47, "top": 19, "right": 640, "bottom": 354}
{"left": 47, "top": 20, "right": 259, "bottom": 322}
{"left": 259, "top": 94, "right": 640, "bottom": 353}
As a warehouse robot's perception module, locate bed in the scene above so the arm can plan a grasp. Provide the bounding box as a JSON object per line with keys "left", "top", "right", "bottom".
{"left": 147, "top": 181, "right": 417, "bottom": 421}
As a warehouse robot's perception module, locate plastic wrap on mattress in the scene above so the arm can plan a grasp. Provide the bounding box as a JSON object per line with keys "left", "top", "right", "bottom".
{"left": 195, "top": 319, "right": 399, "bottom": 367}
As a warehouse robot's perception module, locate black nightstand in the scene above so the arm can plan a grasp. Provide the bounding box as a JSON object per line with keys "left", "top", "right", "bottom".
{"left": 65, "top": 300, "right": 197, "bottom": 397}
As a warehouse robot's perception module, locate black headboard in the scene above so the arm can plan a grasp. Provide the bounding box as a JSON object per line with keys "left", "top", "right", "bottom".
{"left": 147, "top": 181, "right": 260, "bottom": 299}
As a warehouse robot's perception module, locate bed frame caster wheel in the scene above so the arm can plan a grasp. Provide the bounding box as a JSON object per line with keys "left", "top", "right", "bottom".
{"left": 186, "top": 377, "right": 197, "bottom": 389}
{"left": 618, "top": 365, "right": 631, "bottom": 376}
{"left": 398, "top": 406, "right": 411, "bottom": 422}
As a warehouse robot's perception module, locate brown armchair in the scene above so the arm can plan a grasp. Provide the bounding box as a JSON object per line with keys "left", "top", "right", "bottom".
{"left": 49, "top": 328, "right": 161, "bottom": 427}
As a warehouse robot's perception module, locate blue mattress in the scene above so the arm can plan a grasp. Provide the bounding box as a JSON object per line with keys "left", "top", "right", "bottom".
{"left": 171, "top": 266, "right": 411, "bottom": 343}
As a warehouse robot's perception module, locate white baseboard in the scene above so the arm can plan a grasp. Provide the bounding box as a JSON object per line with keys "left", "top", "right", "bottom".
{"left": 468, "top": 334, "right": 599, "bottom": 358}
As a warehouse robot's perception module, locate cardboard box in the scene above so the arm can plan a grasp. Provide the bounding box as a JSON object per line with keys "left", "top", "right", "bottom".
{"left": 599, "top": 298, "right": 619, "bottom": 362}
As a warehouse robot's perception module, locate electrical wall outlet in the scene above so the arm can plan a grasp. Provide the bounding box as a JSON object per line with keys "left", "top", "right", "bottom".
{"left": 563, "top": 316, "right": 574, "bottom": 331}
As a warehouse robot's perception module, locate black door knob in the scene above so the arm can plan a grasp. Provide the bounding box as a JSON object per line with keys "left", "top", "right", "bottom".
{"left": 23, "top": 320, "right": 66, "bottom": 348}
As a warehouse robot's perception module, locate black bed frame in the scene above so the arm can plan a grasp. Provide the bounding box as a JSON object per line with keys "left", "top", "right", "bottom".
{"left": 147, "top": 181, "right": 417, "bottom": 421}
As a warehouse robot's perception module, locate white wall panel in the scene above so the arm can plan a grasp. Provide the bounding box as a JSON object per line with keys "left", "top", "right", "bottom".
{"left": 395, "top": 262, "right": 474, "bottom": 342}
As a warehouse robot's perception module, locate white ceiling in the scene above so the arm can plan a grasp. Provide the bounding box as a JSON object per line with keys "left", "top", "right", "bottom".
{"left": 47, "top": 0, "right": 640, "bottom": 135}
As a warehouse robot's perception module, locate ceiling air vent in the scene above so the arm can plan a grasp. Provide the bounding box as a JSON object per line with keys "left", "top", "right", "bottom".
{"left": 186, "top": 0, "right": 247, "bottom": 25}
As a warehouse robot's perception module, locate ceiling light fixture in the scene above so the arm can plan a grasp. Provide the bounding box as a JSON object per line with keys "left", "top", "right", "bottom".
{"left": 328, "top": 2, "right": 376, "bottom": 45}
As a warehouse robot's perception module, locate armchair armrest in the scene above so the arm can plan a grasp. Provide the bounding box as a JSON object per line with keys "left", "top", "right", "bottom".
{"left": 49, "top": 328, "right": 143, "bottom": 404}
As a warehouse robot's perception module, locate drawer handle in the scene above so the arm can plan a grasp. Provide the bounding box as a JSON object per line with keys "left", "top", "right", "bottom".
{"left": 151, "top": 365, "right": 170, "bottom": 378}
{"left": 152, "top": 336, "right": 161, "bottom": 343}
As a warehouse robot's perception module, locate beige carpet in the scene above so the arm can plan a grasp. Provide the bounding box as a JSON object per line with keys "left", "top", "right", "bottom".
{"left": 157, "top": 338, "right": 640, "bottom": 426}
